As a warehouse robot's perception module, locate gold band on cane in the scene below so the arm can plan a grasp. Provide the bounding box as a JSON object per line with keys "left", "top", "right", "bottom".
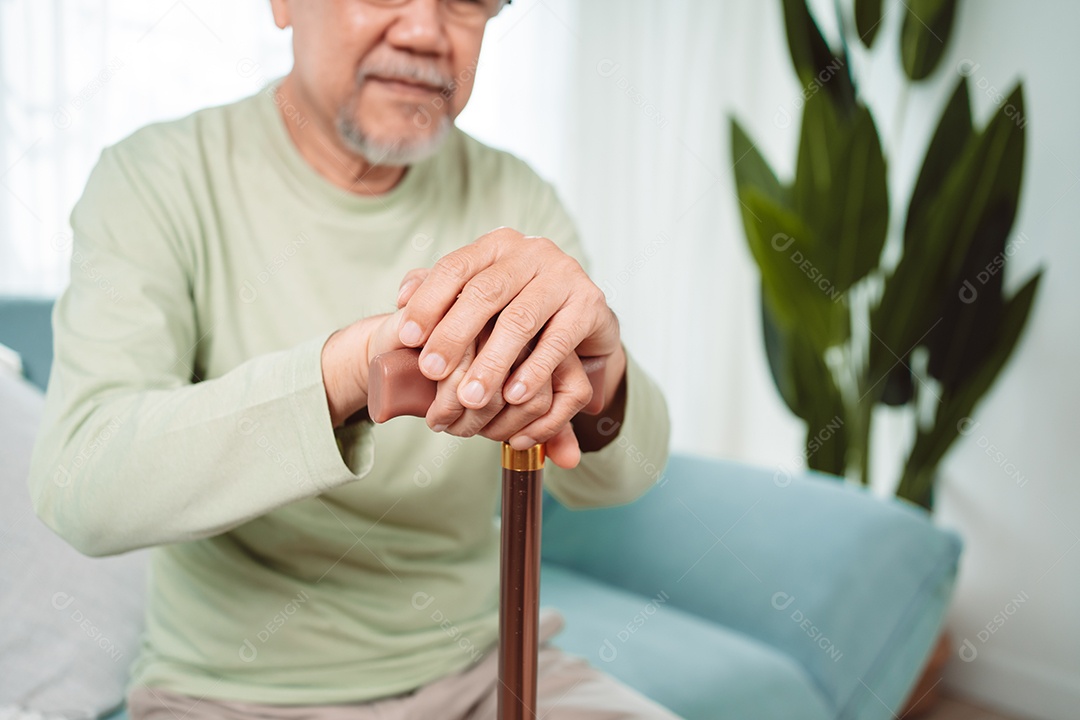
{"left": 501, "top": 443, "right": 545, "bottom": 471}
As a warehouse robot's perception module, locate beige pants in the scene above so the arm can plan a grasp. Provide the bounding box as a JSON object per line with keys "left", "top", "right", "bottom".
{"left": 127, "top": 608, "right": 682, "bottom": 720}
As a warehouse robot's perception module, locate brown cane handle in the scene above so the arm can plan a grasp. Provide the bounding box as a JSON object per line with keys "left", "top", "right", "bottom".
{"left": 368, "top": 348, "right": 608, "bottom": 424}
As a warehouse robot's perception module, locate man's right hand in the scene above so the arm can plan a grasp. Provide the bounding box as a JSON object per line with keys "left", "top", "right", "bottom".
{"left": 321, "top": 310, "right": 408, "bottom": 429}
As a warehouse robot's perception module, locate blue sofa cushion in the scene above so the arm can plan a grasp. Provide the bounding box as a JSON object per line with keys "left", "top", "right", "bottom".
{"left": 540, "top": 563, "right": 833, "bottom": 720}
{"left": 541, "top": 456, "right": 962, "bottom": 720}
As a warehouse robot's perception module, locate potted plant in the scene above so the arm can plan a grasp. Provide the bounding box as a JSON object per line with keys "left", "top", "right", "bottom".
{"left": 730, "top": 0, "right": 1043, "bottom": 713}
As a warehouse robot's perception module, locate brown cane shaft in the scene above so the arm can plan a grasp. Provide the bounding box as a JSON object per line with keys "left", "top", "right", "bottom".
{"left": 368, "top": 348, "right": 605, "bottom": 720}
{"left": 498, "top": 446, "right": 545, "bottom": 720}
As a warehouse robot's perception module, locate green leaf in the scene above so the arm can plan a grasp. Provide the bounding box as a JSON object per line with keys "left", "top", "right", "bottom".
{"left": 901, "top": 0, "right": 959, "bottom": 80}
{"left": 761, "top": 287, "right": 804, "bottom": 418}
{"left": 906, "top": 80, "right": 974, "bottom": 226}
{"left": 899, "top": 270, "right": 1043, "bottom": 504}
{"left": 880, "top": 360, "right": 915, "bottom": 406}
{"left": 869, "top": 81, "right": 973, "bottom": 379}
{"left": 805, "top": 405, "right": 848, "bottom": 476}
{"left": 780, "top": 0, "right": 857, "bottom": 115}
{"left": 939, "top": 86, "right": 1026, "bottom": 286}
{"left": 761, "top": 288, "right": 848, "bottom": 476}
{"left": 871, "top": 84, "right": 1025, "bottom": 381}
{"left": 730, "top": 117, "right": 790, "bottom": 208}
{"left": 739, "top": 189, "right": 848, "bottom": 353}
{"left": 855, "top": 0, "right": 884, "bottom": 47}
{"left": 794, "top": 92, "right": 889, "bottom": 294}
{"left": 924, "top": 203, "right": 1013, "bottom": 390}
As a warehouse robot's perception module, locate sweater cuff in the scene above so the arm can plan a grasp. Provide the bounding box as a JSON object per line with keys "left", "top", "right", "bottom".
{"left": 292, "top": 333, "right": 375, "bottom": 490}
{"left": 545, "top": 351, "right": 670, "bottom": 509}
{"left": 578, "top": 351, "right": 666, "bottom": 480}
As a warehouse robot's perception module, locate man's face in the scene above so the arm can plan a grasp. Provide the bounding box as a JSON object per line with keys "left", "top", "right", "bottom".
{"left": 276, "top": 0, "right": 496, "bottom": 165}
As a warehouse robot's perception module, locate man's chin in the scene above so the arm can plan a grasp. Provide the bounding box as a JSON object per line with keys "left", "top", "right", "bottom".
{"left": 336, "top": 115, "right": 452, "bottom": 168}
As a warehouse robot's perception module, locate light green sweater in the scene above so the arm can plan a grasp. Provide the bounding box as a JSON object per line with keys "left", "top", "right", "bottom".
{"left": 28, "top": 84, "right": 670, "bottom": 704}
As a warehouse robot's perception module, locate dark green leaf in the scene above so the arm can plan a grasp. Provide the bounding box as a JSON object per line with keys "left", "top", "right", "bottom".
{"left": 761, "top": 287, "right": 804, "bottom": 417}
{"left": 781, "top": 0, "right": 857, "bottom": 115}
{"left": 794, "top": 92, "right": 889, "bottom": 294}
{"left": 924, "top": 202, "right": 1013, "bottom": 389}
{"left": 871, "top": 84, "right": 1025, "bottom": 380}
{"left": 907, "top": 80, "right": 974, "bottom": 226}
{"left": 900, "top": 270, "right": 1043, "bottom": 502}
{"left": 730, "top": 117, "right": 789, "bottom": 208}
{"left": 739, "top": 189, "right": 848, "bottom": 352}
{"left": 901, "top": 0, "right": 959, "bottom": 80}
{"left": 761, "top": 288, "right": 848, "bottom": 475}
{"left": 880, "top": 360, "right": 915, "bottom": 406}
{"left": 869, "top": 81, "right": 975, "bottom": 378}
{"left": 855, "top": 0, "right": 884, "bottom": 47}
{"left": 805, "top": 404, "right": 848, "bottom": 476}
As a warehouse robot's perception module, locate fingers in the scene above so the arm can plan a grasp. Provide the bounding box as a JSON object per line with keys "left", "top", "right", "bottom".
{"left": 420, "top": 254, "right": 544, "bottom": 394}
{"left": 425, "top": 322, "right": 503, "bottom": 435}
{"left": 399, "top": 230, "right": 621, "bottom": 430}
{"left": 476, "top": 380, "right": 553, "bottom": 442}
{"left": 365, "top": 309, "right": 409, "bottom": 363}
{"left": 545, "top": 424, "right": 582, "bottom": 470}
{"left": 424, "top": 340, "right": 474, "bottom": 432}
{"left": 433, "top": 353, "right": 591, "bottom": 460}
{"left": 397, "top": 231, "right": 509, "bottom": 374}
{"left": 498, "top": 294, "right": 619, "bottom": 409}
{"left": 397, "top": 268, "right": 431, "bottom": 309}
{"left": 451, "top": 276, "right": 568, "bottom": 409}
{"left": 499, "top": 353, "right": 593, "bottom": 448}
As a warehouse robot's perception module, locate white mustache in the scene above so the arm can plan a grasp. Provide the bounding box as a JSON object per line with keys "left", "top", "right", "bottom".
{"left": 357, "top": 59, "right": 453, "bottom": 92}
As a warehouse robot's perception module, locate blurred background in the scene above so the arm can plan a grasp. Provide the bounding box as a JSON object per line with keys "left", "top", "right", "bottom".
{"left": 0, "top": 1, "right": 1076, "bottom": 718}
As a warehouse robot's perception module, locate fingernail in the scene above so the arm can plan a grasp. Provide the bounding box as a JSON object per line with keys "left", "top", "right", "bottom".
{"left": 400, "top": 320, "right": 422, "bottom": 346}
{"left": 421, "top": 353, "right": 446, "bottom": 377}
{"left": 462, "top": 380, "right": 485, "bottom": 406}
{"left": 432, "top": 423, "right": 447, "bottom": 433}
{"left": 505, "top": 381, "right": 527, "bottom": 403}
{"left": 397, "top": 280, "right": 418, "bottom": 306}
{"left": 511, "top": 435, "right": 537, "bottom": 450}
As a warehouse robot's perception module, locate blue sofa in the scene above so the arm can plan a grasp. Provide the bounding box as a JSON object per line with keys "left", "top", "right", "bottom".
{"left": 0, "top": 295, "right": 961, "bottom": 720}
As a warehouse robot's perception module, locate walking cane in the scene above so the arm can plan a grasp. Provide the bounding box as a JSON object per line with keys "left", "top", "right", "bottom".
{"left": 368, "top": 348, "right": 605, "bottom": 720}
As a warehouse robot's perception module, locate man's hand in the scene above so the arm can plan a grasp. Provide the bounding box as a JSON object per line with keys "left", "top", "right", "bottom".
{"left": 395, "top": 229, "right": 625, "bottom": 463}
{"left": 320, "top": 309, "right": 410, "bottom": 430}
{"left": 397, "top": 267, "right": 605, "bottom": 469}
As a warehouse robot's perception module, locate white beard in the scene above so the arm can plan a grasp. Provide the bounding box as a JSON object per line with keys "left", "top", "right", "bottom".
{"left": 336, "top": 107, "right": 452, "bottom": 167}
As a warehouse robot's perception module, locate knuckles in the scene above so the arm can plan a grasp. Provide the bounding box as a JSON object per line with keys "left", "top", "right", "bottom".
{"left": 498, "top": 302, "right": 542, "bottom": 339}
{"left": 462, "top": 273, "right": 510, "bottom": 307}
{"left": 433, "top": 252, "right": 472, "bottom": 282}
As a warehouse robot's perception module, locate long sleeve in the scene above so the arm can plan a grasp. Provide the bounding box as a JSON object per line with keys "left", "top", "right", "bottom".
{"left": 520, "top": 174, "right": 672, "bottom": 509}
{"left": 28, "top": 145, "right": 374, "bottom": 558}
{"left": 545, "top": 350, "right": 671, "bottom": 508}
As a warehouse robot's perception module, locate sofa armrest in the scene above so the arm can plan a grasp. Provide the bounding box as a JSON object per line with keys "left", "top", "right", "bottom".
{"left": 541, "top": 453, "right": 962, "bottom": 720}
{"left": 0, "top": 295, "right": 56, "bottom": 391}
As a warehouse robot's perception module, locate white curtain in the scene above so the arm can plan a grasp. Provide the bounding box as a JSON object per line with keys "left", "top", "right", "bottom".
{"left": 555, "top": 0, "right": 809, "bottom": 465}
{"left": 0, "top": 0, "right": 293, "bottom": 294}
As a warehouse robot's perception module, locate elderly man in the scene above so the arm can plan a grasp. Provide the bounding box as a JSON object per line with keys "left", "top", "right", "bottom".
{"left": 29, "top": 0, "right": 673, "bottom": 717}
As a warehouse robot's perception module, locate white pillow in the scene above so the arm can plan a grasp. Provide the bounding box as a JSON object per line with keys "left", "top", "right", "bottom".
{"left": 0, "top": 342, "right": 23, "bottom": 378}
{"left": 0, "top": 372, "right": 148, "bottom": 718}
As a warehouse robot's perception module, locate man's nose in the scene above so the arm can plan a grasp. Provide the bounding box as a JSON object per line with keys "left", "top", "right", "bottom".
{"left": 385, "top": 0, "right": 453, "bottom": 57}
